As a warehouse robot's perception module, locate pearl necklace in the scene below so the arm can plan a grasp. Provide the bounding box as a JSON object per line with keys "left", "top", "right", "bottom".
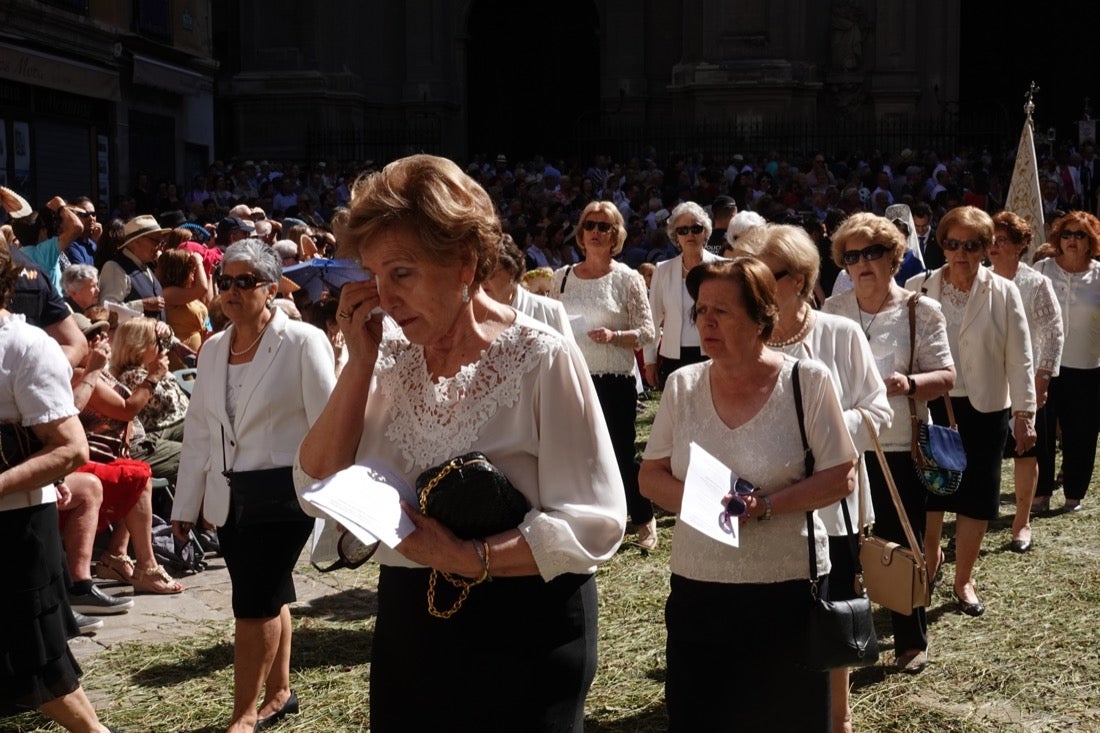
{"left": 230, "top": 320, "right": 270, "bottom": 356}
{"left": 766, "top": 304, "right": 813, "bottom": 348}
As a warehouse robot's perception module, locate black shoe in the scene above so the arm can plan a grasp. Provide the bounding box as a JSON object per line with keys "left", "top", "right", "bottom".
{"left": 69, "top": 584, "right": 135, "bottom": 615}
{"left": 73, "top": 610, "right": 103, "bottom": 634}
{"left": 953, "top": 589, "right": 985, "bottom": 617}
{"left": 255, "top": 691, "right": 299, "bottom": 731}
{"left": 1009, "top": 538, "right": 1031, "bottom": 553}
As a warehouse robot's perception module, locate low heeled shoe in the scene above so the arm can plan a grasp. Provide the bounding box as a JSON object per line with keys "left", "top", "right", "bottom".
{"left": 1009, "top": 538, "right": 1031, "bottom": 553}
{"left": 953, "top": 589, "right": 985, "bottom": 617}
{"left": 254, "top": 691, "right": 299, "bottom": 731}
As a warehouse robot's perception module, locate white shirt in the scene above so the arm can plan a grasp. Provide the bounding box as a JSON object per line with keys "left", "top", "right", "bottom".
{"left": 550, "top": 262, "right": 654, "bottom": 376}
{"left": 771, "top": 310, "right": 892, "bottom": 534}
{"left": 333, "top": 315, "right": 626, "bottom": 580}
{"left": 643, "top": 357, "right": 857, "bottom": 584}
{"left": 1034, "top": 258, "right": 1100, "bottom": 369}
{"left": 0, "top": 314, "right": 77, "bottom": 511}
{"left": 823, "top": 291, "right": 954, "bottom": 452}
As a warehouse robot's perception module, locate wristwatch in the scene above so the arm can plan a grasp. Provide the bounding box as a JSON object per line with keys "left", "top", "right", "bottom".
{"left": 907, "top": 376, "right": 918, "bottom": 395}
{"left": 756, "top": 495, "right": 773, "bottom": 522}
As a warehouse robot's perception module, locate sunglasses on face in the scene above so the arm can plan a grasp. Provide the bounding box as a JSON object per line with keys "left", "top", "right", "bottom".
{"left": 74, "top": 209, "right": 95, "bottom": 219}
{"left": 215, "top": 274, "right": 271, "bottom": 291}
{"left": 1061, "top": 230, "right": 1088, "bottom": 240}
{"left": 941, "top": 238, "right": 983, "bottom": 252}
{"left": 674, "top": 224, "right": 706, "bottom": 236}
{"left": 841, "top": 243, "right": 890, "bottom": 265}
{"left": 581, "top": 220, "right": 613, "bottom": 233}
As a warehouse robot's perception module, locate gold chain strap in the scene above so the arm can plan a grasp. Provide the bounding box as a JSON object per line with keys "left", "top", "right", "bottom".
{"left": 419, "top": 456, "right": 493, "bottom": 619}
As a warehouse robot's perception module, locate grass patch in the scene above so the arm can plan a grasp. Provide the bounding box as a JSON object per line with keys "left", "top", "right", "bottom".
{"left": 6, "top": 392, "right": 1100, "bottom": 732}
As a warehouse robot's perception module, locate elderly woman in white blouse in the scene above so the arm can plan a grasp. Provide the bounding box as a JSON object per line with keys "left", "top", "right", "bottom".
{"left": 824, "top": 213, "right": 956, "bottom": 675}
{"left": 550, "top": 201, "right": 656, "bottom": 547}
{"left": 737, "top": 223, "right": 891, "bottom": 732}
{"left": 989, "top": 211, "right": 1063, "bottom": 549}
{"left": 643, "top": 201, "right": 724, "bottom": 390}
{"left": 640, "top": 257, "right": 856, "bottom": 732}
{"left": 298, "top": 155, "right": 625, "bottom": 732}
{"left": 1032, "top": 211, "right": 1100, "bottom": 514}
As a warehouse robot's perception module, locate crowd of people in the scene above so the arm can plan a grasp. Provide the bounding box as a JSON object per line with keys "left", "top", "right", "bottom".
{"left": 1, "top": 139, "right": 1098, "bottom": 732}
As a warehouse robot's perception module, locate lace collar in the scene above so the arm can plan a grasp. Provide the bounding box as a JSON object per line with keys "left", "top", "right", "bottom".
{"left": 378, "top": 322, "right": 560, "bottom": 471}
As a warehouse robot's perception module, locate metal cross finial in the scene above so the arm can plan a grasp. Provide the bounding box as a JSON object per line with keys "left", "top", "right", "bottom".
{"left": 1023, "top": 82, "right": 1039, "bottom": 120}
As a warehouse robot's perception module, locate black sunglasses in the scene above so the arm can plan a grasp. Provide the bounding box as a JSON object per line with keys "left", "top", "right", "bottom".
{"left": 1060, "top": 230, "right": 1088, "bottom": 240}
{"left": 941, "top": 238, "right": 984, "bottom": 252}
{"left": 841, "top": 243, "right": 890, "bottom": 266}
{"left": 73, "top": 209, "right": 95, "bottom": 219}
{"left": 216, "top": 274, "right": 271, "bottom": 291}
{"left": 674, "top": 224, "right": 706, "bottom": 236}
{"left": 582, "top": 220, "right": 613, "bottom": 233}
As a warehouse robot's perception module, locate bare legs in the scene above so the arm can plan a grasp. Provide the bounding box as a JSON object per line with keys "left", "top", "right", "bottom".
{"left": 830, "top": 668, "right": 852, "bottom": 733}
{"left": 37, "top": 686, "right": 110, "bottom": 733}
{"left": 59, "top": 473, "right": 104, "bottom": 582}
{"left": 226, "top": 605, "right": 294, "bottom": 733}
{"left": 924, "top": 510, "right": 987, "bottom": 606}
{"left": 1011, "top": 457, "right": 1038, "bottom": 543}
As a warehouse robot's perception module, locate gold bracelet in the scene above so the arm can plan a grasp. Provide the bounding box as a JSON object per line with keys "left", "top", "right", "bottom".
{"left": 1013, "top": 410, "right": 1034, "bottom": 420}
{"left": 471, "top": 539, "right": 490, "bottom": 583}
{"left": 482, "top": 539, "right": 493, "bottom": 582}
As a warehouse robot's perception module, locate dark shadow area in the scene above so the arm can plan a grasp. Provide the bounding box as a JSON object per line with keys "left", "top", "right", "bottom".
{"left": 127, "top": 627, "right": 375, "bottom": 690}
{"left": 466, "top": 0, "right": 599, "bottom": 161}
{"left": 587, "top": 705, "right": 669, "bottom": 733}
{"left": 296, "top": 586, "right": 379, "bottom": 622}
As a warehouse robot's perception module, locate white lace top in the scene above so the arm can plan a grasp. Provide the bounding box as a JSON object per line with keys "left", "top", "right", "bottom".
{"left": 354, "top": 314, "right": 627, "bottom": 580}
{"left": 1009, "top": 264, "right": 1063, "bottom": 375}
{"left": 939, "top": 281, "right": 971, "bottom": 395}
{"left": 642, "top": 357, "right": 858, "bottom": 584}
{"left": 549, "top": 262, "right": 654, "bottom": 375}
{"left": 1034, "top": 258, "right": 1100, "bottom": 369}
{"left": 823, "top": 291, "right": 954, "bottom": 452}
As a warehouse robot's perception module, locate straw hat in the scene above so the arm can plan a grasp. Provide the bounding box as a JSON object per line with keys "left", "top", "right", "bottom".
{"left": 121, "top": 215, "right": 171, "bottom": 249}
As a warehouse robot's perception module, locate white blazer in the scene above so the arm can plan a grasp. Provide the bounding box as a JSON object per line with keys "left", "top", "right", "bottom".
{"left": 171, "top": 308, "right": 336, "bottom": 526}
{"left": 643, "top": 250, "right": 725, "bottom": 364}
{"left": 905, "top": 266, "right": 1035, "bottom": 414}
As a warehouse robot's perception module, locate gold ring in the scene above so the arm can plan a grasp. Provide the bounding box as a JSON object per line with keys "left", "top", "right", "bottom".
{"left": 338, "top": 310, "right": 352, "bottom": 320}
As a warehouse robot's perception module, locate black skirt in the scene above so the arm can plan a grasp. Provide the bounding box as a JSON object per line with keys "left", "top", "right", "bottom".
{"left": 928, "top": 397, "right": 1008, "bottom": 520}
{"left": 0, "top": 502, "right": 83, "bottom": 711}
{"left": 217, "top": 495, "right": 314, "bottom": 619}
{"left": 370, "top": 566, "right": 597, "bottom": 733}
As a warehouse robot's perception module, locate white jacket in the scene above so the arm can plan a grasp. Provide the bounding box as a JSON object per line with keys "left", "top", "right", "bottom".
{"left": 905, "top": 266, "right": 1035, "bottom": 414}
{"left": 643, "top": 251, "right": 725, "bottom": 364}
{"left": 172, "top": 308, "right": 336, "bottom": 526}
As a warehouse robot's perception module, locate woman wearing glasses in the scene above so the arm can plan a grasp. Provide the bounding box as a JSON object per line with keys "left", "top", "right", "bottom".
{"left": 1032, "top": 211, "right": 1100, "bottom": 513}
{"left": 823, "top": 212, "right": 955, "bottom": 674}
{"left": 171, "top": 239, "right": 336, "bottom": 732}
{"left": 551, "top": 202, "right": 656, "bottom": 547}
{"left": 988, "top": 212, "right": 1063, "bottom": 546}
{"left": 904, "top": 206, "right": 1035, "bottom": 618}
{"left": 737, "top": 224, "right": 890, "bottom": 733}
{"left": 643, "top": 202, "right": 724, "bottom": 391}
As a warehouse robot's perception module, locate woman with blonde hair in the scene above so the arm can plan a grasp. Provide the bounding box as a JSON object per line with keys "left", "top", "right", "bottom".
{"left": 551, "top": 200, "right": 656, "bottom": 547}
{"left": 824, "top": 212, "right": 955, "bottom": 673}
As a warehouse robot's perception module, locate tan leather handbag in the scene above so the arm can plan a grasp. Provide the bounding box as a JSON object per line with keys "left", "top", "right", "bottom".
{"left": 858, "top": 410, "right": 931, "bottom": 616}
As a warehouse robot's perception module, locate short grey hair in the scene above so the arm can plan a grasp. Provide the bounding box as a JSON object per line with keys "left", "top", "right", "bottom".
{"left": 61, "top": 263, "right": 99, "bottom": 295}
{"left": 222, "top": 238, "right": 281, "bottom": 284}
{"left": 666, "top": 201, "right": 713, "bottom": 244}
{"left": 272, "top": 239, "right": 298, "bottom": 261}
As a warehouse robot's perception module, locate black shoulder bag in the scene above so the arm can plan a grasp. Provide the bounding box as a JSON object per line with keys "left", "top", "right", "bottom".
{"left": 792, "top": 361, "right": 880, "bottom": 671}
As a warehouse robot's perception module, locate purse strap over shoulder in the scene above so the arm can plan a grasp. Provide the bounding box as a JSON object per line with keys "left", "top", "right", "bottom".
{"left": 907, "top": 293, "right": 958, "bottom": 443}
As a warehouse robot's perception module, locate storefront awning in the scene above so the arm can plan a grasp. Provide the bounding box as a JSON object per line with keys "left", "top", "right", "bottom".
{"left": 0, "top": 42, "right": 120, "bottom": 101}
{"left": 132, "top": 53, "right": 212, "bottom": 96}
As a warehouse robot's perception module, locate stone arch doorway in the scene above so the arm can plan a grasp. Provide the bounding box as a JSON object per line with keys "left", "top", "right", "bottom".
{"left": 466, "top": 0, "right": 599, "bottom": 163}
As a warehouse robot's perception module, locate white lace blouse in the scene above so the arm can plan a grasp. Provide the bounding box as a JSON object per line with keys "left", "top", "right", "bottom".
{"left": 1033, "top": 258, "right": 1100, "bottom": 369}
{"left": 823, "top": 292, "right": 954, "bottom": 452}
{"left": 549, "top": 262, "right": 654, "bottom": 376}
{"left": 642, "top": 357, "right": 857, "bottom": 584}
{"left": 350, "top": 314, "right": 627, "bottom": 580}
{"left": 1009, "top": 264, "right": 1063, "bottom": 375}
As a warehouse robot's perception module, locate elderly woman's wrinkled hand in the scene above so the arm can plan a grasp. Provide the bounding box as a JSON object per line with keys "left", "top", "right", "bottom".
{"left": 395, "top": 500, "right": 476, "bottom": 576}
{"left": 336, "top": 279, "right": 384, "bottom": 360}
{"left": 1014, "top": 416, "right": 1037, "bottom": 455}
